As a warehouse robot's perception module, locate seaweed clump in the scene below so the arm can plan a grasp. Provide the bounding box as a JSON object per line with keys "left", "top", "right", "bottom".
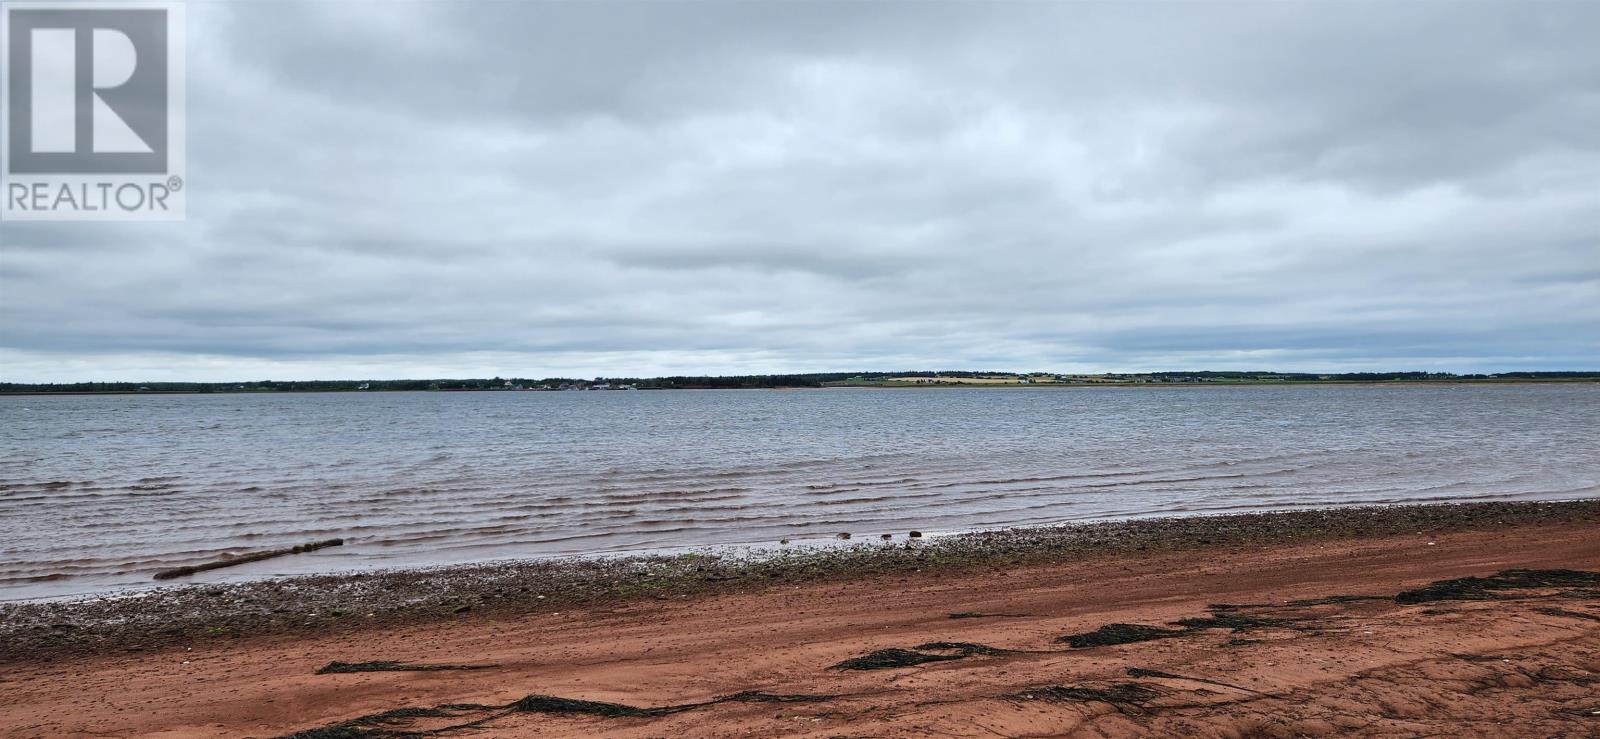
{"left": 832, "top": 648, "right": 967, "bottom": 670}
{"left": 511, "top": 690, "right": 831, "bottom": 716}
{"left": 1059, "top": 606, "right": 1301, "bottom": 649}
{"left": 510, "top": 695, "right": 667, "bottom": 718}
{"left": 1395, "top": 569, "right": 1600, "bottom": 604}
{"left": 282, "top": 690, "right": 837, "bottom": 737}
{"left": 1171, "top": 613, "right": 1290, "bottom": 631}
{"left": 715, "top": 691, "right": 836, "bottom": 704}
{"left": 1014, "top": 683, "right": 1161, "bottom": 714}
{"left": 283, "top": 705, "right": 490, "bottom": 738}
{"left": 1056, "top": 623, "right": 1187, "bottom": 648}
{"left": 913, "top": 641, "right": 1012, "bottom": 656}
{"left": 315, "top": 660, "right": 495, "bottom": 674}
{"left": 1533, "top": 607, "right": 1600, "bottom": 623}
{"left": 1285, "top": 594, "right": 1387, "bottom": 607}
{"left": 831, "top": 641, "right": 1014, "bottom": 670}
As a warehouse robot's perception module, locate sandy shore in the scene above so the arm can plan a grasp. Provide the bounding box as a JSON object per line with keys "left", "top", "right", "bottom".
{"left": 3, "top": 501, "right": 1599, "bottom": 737}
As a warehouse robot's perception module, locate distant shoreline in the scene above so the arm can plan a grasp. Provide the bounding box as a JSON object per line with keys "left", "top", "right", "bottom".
{"left": 5, "top": 369, "right": 1599, "bottom": 396}
{"left": 4, "top": 376, "right": 1599, "bottom": 396}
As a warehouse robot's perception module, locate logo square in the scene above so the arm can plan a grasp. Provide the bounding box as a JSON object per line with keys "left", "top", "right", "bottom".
{"left": 2, "top": 1, "right": 185, "bottom": 221}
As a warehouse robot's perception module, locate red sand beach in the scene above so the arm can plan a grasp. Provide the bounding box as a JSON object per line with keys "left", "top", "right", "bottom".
{"left": 3, "top": 503, "right": 1598, "bottom": 738}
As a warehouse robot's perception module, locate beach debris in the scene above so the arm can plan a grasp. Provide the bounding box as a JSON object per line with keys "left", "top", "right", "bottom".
{"left": 831, "top": 641, "right": 1016, "bottom": 670}
{"left": 1124, "top": 667, "right": 1187, "bottom": 680}
{"left": 836, "top": 532, "right": 851, "bottom": 540}
{"left": 913, "top": 641, "right": 1012, "bottom": 656}
{"left": 909, "top": 531, "right": 922, "bottom": 538}
{"left": 1057, "top": 623, "right": 1187, "bottom": 648}
{"left": 1013, "top": 682, "right": 1161, "bottom": 715}
{"left": 280, "top": 690, "right": 838, "bottom": 737}
{"left": 153, "top": 539, "right": 344, "bottom": 580}
{"left": 315, "top": 660, "right": 497, "bottom": 674}
{"left": 1172, "top": 612, "right": 1292, "bottom": 632}
{"left": 1532, "top": 607, "right": 1600, "bottom": 623}
{"left": 283, "top": 705, "right": 475, "bottom": 739}
{"left": 511, "top": 695, "right": 669, "bottom": 717}
{"left": 1060, "top": 604, "right": 1305, "bottom": 649}
{"left": 947, "top": 611, "right": 1030, "bottom": 619}
{"left": 880, "top": 533, "right": 892, "bottom": 540}
{"left": 513, "top": 690, "right": 830, "bottom": 717}
{"left": 832, "top": 647, "right": 966, "bottom": 670}
{"left": 1283, "top": 594, "right": 1388, "bottom": 607}
{"left": 1395, "top": 569, "right": 1600, "bottom": 604}
{"left": 1046, "top": 572, "right": 1600, "bottom": 653}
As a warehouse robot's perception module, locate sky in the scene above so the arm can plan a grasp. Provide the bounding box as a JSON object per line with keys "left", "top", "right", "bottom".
{"left": 1, "top": 0, "right": 1597, "bottom": 382}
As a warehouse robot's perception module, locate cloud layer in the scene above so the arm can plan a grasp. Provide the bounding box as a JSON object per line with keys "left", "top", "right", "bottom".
{"left": 3, "top": 1, "right": 1597, "bottom": 381}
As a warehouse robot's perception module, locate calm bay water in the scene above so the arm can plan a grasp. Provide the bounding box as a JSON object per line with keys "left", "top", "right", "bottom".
{"left": 2, "top": 384, "right": 1597, "bottom": 599}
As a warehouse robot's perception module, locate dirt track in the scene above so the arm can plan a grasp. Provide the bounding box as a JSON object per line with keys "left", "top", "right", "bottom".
{"left": 4, "top": 522, "right": 1598, "bottom": 738}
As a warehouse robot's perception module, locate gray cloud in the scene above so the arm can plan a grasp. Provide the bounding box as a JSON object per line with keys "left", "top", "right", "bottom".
{"left": 2, "top": 0, "right": 1597, "bottom": 381}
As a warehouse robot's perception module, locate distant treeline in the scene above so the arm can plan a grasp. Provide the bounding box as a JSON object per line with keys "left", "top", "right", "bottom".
{"left": 1135, "top": 371, "right": 1600, "bottom": 382}
{"left": 2, "top": 370, "right": 1598, "bottom": 394}
{"left": 0, "top": 373, "right": 888, "bottom": 393}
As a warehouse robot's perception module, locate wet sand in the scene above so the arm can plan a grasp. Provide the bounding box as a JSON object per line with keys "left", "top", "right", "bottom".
{"left": 2, "top": 503, "right": 1598, "bottom": 737}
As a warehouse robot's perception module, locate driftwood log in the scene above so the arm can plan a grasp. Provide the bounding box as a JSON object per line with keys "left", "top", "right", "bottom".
{"left": 153, "top": 538, "right": 344, "bottom": 580}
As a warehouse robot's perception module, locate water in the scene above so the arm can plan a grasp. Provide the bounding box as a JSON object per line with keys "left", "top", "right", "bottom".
{"left": 2, "top": 384, "right": 1597, "bottom": 599}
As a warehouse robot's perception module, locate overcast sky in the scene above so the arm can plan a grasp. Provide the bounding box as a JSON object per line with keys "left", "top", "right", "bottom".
{"left": 2, "top": 1, "right": 1597, "bottom": 382}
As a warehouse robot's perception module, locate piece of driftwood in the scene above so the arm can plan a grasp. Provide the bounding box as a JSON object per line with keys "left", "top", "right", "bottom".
{"left": 153, "top": 539, "right": 344, "bottom": 580}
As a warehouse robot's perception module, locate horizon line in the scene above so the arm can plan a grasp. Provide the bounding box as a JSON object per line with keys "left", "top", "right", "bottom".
{"left": 5, "top": 369, "right": 1600, "bottom": 387}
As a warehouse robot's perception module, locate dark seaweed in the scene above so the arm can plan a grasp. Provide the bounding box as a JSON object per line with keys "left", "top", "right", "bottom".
{"left": 1125, "top": 667, "right": 1184, "bottom": 680}
{"left": 1533, "top": 607, "right": 1600, "bottom": 623}
{"left": 510, "top": 695, "right": 667, "bottom": 717}
{"left": 1056, "top": 623, "right": 1187, "bottom": 648}
{"left": 1285, "top": 594, "right": 1388, "bottom": 607}
{"left": 831, "top": 648, "right": 967, "bottom": 670}
{"left": 283, "top": 705, "right": 486, "bottom": 738}
{"left": 913, "top": 641, "right": 1013, "bottom": 656}
{"left": 831, "top": 641, "right": 1014, "bottom": 670}
{"left": 282, "top": 690, "right": 837, "bottom": 737}
{"left": 1014, "top": 683, "right": 1162, "bottom": 714}
{"left": 1395, "top": 569, "right": 1600, "bottom": 604}
{"left": 1172, "top": 613, "right": 1291, "bottom": 631}
{"left": 315, "top": 661, "right": 496, "bottom": 674}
